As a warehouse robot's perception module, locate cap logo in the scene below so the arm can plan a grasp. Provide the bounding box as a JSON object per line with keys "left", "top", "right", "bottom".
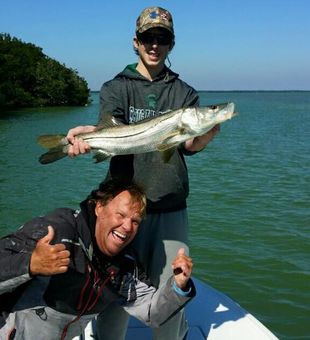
{"left": 160, "top": 13, "right": 169, "bottom": 21}
{"left": 149, "top": 11, "right": 158, "bottom": 19}
{"left": 149, "top": 11, "right": 169, "bottom": 22}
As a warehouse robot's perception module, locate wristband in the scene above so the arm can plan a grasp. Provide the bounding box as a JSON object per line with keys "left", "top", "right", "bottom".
{"left": 173, "top": 280, "right": 191, "bottom": 296}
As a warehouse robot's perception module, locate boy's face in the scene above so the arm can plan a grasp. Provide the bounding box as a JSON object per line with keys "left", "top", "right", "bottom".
{"left": 134, "top": 28, "right": 172, "bottom": 69}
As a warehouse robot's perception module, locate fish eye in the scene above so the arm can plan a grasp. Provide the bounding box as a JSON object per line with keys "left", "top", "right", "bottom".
{"left": 210, "top": 105, "right": 218, "bottom": 110}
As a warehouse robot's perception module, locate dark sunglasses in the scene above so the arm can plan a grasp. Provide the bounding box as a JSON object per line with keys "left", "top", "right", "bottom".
{"left": 138, "top": 33, "right": 172, "bottom": 46}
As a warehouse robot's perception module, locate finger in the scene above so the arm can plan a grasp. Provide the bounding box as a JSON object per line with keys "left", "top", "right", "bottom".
{"left": 72, "top": 140, "right": 82, "bottom": 155}
{"left": 177, "top": 247, "right": 185, "bottom": 257}
{"left": 67, "top": 145, "right": 75, "bottom": 158}
{"left": 56, "top": 258, "right": 70, "bottom": 268}
{"left": 56, "top": 266, "right": 69, "bottom": 274}
{"left": 173, "top": 257, "right": 191, "bottom": 266}
{"left": 173, "top": 258, "right": 193, "bottom": 271}
{"left": 79, "top": 140, "right": 91, "bottom": 154}
{"left": 51, "top": 243, "right": 67, "bottom": 252}
{"left": 66, "top": 129, "right": 75, "bottom": 143}
{"left": 61, "top": 256, "right": 70, "bottom": 264}
{"left": 60, "top": 258, "right": 70, "bottom": 266}
{"left": 210, "top": 124, "right": 220, "bottom": 135}
{"left": 84, "top": 142, "right": 91, "bottom": 152}
{"left": 66, "top": 127, "right": 82, "bottom": 142}
{"left": 66, "top": 134, "right": 74, "bottom": 144}
{"left": 79, "top": 141, "right": 88, "bottom": 154}
{"left": 58, "top": 249, "right": 71, "bottom": 259}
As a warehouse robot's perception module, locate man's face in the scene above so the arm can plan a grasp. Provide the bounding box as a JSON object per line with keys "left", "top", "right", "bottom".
{"left": 95, "top": 191, "right": 143, "bottom": 256}
{"left": 134, "top": 28, "right": 172, "bottom": 69}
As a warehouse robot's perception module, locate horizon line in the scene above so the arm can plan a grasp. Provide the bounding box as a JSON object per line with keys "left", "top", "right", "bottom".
{"left": 90, "top": 89, "right": 310, "bottom": 93}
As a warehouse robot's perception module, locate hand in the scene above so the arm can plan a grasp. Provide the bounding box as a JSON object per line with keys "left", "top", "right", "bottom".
{"left": 171, "top": 248, "right": 193, "bottom": 290}
{"left": 200, "top": 124, "right": 220, "bottom": 145}
{"left": 66, "top": 125, "right": 96, "bottom": 157}
{"left": 30, "top": 226, "right": 70, "bottom": 276}
{"left": 185, "top": 124, "right": 220, "bottom": 152}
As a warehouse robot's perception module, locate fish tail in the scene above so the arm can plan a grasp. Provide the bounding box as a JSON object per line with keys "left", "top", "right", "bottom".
{"left": 37, "top": 134, "right": 67, "bottom": 149}
{"left": 37, "top": 134, "right": 68, "bottom": 164}
{"left": 39, "top": 147, "right": 67, "bottom": 164}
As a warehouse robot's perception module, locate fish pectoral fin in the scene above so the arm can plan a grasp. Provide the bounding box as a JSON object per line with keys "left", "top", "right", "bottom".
{"left": 92, "top": 150, "right": 111, "bottom": 163}
{"left": 159, "top": 148, "right": 177, "bottom": 163}
{"left": 165, "top": 130, "right": 182, "bottom": 139}
{"left": 159, "top": 128, "right": 187, "bottom": 145}
{"left": 157, "top": 142, "right": 179, "bottom": 152}
{"left": 156, "top": 144, "right": 178, "bottom": 163}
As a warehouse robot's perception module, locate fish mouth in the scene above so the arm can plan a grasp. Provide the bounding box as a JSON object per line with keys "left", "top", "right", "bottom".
{"left": 215, "top": 102, "right": 236, "bottom": 117}
{"left": 213, "top": 102, "right": 235, "bottom": 112}
{"left": 226, "top": 102, "right": 235, "bottom": 113}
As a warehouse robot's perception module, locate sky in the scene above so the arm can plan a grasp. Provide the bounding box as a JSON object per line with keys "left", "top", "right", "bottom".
{"left": 1, "top": 0, "right": 310, "bottom": 91}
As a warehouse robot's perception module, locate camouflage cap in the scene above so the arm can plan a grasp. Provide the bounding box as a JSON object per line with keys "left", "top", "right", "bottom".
{"left": 136, "top": 7, "right": 174, "bottom": 36}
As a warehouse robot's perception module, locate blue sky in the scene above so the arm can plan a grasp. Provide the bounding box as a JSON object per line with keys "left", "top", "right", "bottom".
{"left": 1, "top": 0, "right": 309, "bottom": 90}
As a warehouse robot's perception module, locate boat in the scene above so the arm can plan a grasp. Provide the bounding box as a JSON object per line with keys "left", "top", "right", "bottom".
{"left": 79, "top": 277, "right": 279, "bottom": 339}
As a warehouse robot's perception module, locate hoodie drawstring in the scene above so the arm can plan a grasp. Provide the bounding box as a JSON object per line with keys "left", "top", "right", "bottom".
{"left": 60, "top": 264, "right": 115, "bottom": 340}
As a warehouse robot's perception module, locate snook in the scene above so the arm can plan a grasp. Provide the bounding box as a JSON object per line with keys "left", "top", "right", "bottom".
{"left": 38, "top": 102, "right": 236, "bottom": 164}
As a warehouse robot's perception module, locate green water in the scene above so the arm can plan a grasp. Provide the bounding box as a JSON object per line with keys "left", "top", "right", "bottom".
{"left": 0, "top": 92, "right": 309, "bottom": 339}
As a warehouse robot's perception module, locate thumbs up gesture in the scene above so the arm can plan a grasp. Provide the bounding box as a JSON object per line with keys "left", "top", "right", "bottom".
{"left": 30, "top": 226, "right": 70, "bottom": 276}
{"left": 171, "top": 248, "right": 193, "bottom": 290}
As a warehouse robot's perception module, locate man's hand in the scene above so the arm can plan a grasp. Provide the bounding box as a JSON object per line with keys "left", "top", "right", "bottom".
{"left": 66, "top": 125, "right": 96, "bottom": 157}
{"left": 171, "top": 248, "right": 193, "bottom": 290}
{"left": 184, "top": 124, "right": 220, "bottom": 152}
{"left": 30, "top": 226, "right": 70, "bottom": 276}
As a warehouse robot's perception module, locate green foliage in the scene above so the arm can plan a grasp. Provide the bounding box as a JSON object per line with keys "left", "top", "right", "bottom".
{"left": 0, "top": 33, "right": 90, "bottom": 108}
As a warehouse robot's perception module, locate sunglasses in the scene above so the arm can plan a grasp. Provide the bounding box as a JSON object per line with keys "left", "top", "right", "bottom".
{"left": 138, "top": 33, "right": 172, "bottom": 46}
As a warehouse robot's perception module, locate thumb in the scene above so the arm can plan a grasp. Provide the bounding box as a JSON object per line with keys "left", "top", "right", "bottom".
{"left": 40, "top": 225, "right": 55, "bottom": 244}
{"left": 177, "top": 247, "right": 186, "bottom": 257}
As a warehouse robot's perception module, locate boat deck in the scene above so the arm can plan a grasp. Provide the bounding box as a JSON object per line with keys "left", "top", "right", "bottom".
{"left": 80, "top": 278, "right": 278, "bottom": 339}
{"left": 124, "top": 278, "right": 278, "bottom": 339}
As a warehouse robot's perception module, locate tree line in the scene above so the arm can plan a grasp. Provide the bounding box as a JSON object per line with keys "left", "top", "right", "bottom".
{"left": 0, "top": 33, "right": 90, "bottom": 109}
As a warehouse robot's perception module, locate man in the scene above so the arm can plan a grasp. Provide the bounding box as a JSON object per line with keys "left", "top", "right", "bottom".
{"left": 66, "top": 6, "right": 219, "bottom": 340}
{"left": 0, "top": 179, "right": 195, "bottom": 340}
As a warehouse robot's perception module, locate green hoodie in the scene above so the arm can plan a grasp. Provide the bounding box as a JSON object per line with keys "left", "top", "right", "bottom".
{"left": 99, "top": 64, "right": 200, "bottom": 213}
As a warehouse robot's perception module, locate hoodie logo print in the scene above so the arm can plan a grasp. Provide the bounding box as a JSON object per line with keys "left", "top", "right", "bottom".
{"left": 146, "top": 94, "right": 156, "bottom": 110}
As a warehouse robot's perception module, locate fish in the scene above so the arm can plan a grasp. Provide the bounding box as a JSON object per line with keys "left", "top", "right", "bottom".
{"left": 37, "top": 102, "right": 237, "bottom": 164}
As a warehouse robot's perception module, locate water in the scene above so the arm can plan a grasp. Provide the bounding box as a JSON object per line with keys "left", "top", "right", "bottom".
{"left": 0, "top": 92, "right": 309, "bottom": 339}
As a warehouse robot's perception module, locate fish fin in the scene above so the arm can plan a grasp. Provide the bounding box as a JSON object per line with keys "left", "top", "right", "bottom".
{"left": 92, "top": 150, "right": 111, "bottom": 163}
{"left": 159, "top": 128, "right": 187, "bottom": 146}
{"left": 37, "top": 134, "right": 67, "bottom": 149}
{"left": 157, "top": 141, "right": 179, "bottom": 152}
{"left": 97, "top": 113, "right": 125, "bottom": 129}
{"left": 39, "top": 147, "right": 67, "bottom": 164}
{"left": 160, "top": 148, "right": 177, "bottom": 163}
{"left": 164, "top": 130, "right": 182, "bottom": 139}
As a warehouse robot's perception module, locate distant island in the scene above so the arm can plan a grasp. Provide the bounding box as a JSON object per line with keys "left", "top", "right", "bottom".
{"left": 0, "top": 33, "right": 90, "bottom": 109}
